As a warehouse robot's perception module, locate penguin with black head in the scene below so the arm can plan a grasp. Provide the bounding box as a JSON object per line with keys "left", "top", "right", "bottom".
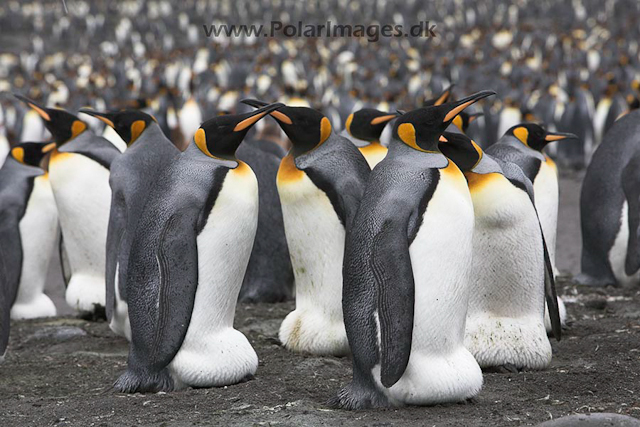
{"left": 437, "top": 131, "right": 562, "bottom": 371}
{"left": 0, "top": 142, "right": 58, "bottom": 361}
{"left": 15, "top": 95, "right": 120, "bottom": 319}
{"left": 78, "top": 109, "right": 181, "bottom": 340}
{"left": 331, "top": 91, "right": 494, "bottom": 409}
{"left": 344, "top": 108, "right": 399, "bottom": 168}
{"left": 242, "top": 99, "right": 371, "bottom": 357}
{"left": 115, "top": 103, "right": 283, "bottom": 393}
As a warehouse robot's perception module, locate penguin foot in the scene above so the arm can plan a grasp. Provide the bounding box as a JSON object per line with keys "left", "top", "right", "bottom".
{"left": 574, "top": 273, "right": 617, "bottom": 288}
{"left": 113, "top": 369, "right": 174, "bottom": 393}
{"left": 77, "top": 304, "right": 107, "bottom": 322}
{"left": 483, "top": 363, "right": 520, "bottom": 374}
{"left": 328, "top": 381, "right": 389, "bottom": 410}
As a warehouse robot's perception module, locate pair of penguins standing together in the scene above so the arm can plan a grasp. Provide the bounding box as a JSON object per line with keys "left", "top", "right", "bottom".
{"left": 2, "top": 90, "right": 572, "bottom": 409}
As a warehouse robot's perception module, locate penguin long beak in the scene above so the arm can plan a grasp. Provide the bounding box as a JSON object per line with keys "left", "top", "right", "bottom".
{"left": 370, "top": 113, "right": 400, "bottom": 125}
{"left": 544, "top": 131, "right": 578, "bottom": 142}
{"left": 434, "top": 84, "right": 455, "bottom": 106}
{"left": 42, "top": 142, "right": 56, "bottom": 153}
{"left": 78, "top": 109, "right": 116, "bottom": 128}
{"left": 234, "top": 102, "right": 286, "bottom": 132}
{"left": 241, "top": 99, "right": 292, "bottom": 124}
{"left": 14, "top": 94, "right": 51, "bottom": 122}
{"left": 443, "top": 91, "right": 496, "bottom": 123}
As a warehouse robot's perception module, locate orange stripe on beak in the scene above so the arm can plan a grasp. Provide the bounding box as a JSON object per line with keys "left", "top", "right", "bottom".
{"left": 370, "top": 114, "right": 397, "bottom": 125}
{"left": 545, "top": 134, "right": 569, "bottom": 142}
{"left": 443, "top": 99, "right": 475, "bottom": 123}
{"left": 234, "top": 111, "right": 269, "bottom": 132}
{"left": 270, "top": 111, "right": 293, "bottom": 124}
{"left": 29, "top": 103, "right": 51, "bottom": 121}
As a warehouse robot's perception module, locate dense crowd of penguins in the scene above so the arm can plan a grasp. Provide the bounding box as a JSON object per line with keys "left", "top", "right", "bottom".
{"left": 1, "top": 0, "right": 640, "bottom": 413}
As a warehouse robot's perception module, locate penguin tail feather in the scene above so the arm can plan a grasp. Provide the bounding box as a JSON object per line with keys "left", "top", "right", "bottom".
{"left": 113, "top": 368, "right": 174, "bottom": 393}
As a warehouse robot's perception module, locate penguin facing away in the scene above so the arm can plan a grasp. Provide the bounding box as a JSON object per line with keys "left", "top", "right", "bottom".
{"left": 78, "top": 109, "right": 181, "bottom": 340}
{"left": 242, "top": 99, "right": 371, "bottom": 357}
{"left": 577, "top": 110, "right": 640, "bottom": 287}
{"left": 0, "top": 142, "right": 58, "bottom": 361}
{"left": 114, "top": 103, "right": 283, "bottom": 393}
{"left": 331, "top": 91, "right": 494, "bottom": 410}
{"left": 344, "top": 109, "right": 399, "bottom": 168}
{"left": 15, "top": 95, "right": 121, "bottom": 317}
{"left": 7, "top": 142, "right": 59, "bottom": 320}
{"left": 439, "top": 131, "right": 561, "bottom": 371}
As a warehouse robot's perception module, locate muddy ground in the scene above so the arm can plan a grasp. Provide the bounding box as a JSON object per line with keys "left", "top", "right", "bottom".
{"left": 2, "top": 171, "right": 640, "bottom": 426}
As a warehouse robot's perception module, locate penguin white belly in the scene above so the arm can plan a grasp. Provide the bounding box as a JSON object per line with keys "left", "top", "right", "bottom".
{"left": 533, "top": 159, "right": 559, "bottom": 273}
{"left": 594, "top": 99, "right": 612, "bottom": 146}
{"left": 0, "top": 134, "right": 9, "bottom": 167}
{"left": 464, "top": 173, "right": 551, "bottom": 370}
{"left": 169, "top": 164, "right": 259, "bottom": 388}
{"left": 10, "top": 175, "right": 58, "bottom": 319}
{"left": 109, "top": 263, "right": 131, "bottom": 340}
{"left": 609, "top": 202, "right": 640, "bottom": 287}
{"left": 49, "top": 152, "right": 110, "bottom": 312}
{"left": 379, "top": 166, "right": 482, "bottom": 405}
{"left": 276, "top": 160, "right": 349, "bottom": 356}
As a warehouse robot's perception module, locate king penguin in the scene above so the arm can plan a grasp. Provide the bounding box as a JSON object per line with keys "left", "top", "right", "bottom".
{"left": 437, "top": 131, "right": 561, "bottom": 371}
{"left": 0, "top": 142, "right": 58, "bottom": 361}
{"left": 242, "top": 99, "right": 371, "bottom": 357}
{"left": 331, "top": 91, "right": 494, "bottom": 410}
{"left": 78, "top": 109, "right": 181, "bottom": 340}
{"left": 115, "top": 103, "right": 283, "bottom": 393}
{"left": 488, "top": 124, "right": 577, "bottom": 332}
{"left": 577, "top": 110, "right": 640, "bottom": 287}
{"left": 344, "top": 109, "right": 399, "bottom": 168}
{"left": 15, "top": 95, "right": 120, "bottom": 317}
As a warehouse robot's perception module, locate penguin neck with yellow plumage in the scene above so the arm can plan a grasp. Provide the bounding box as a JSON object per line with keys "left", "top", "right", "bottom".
{"left": 15, "top": 96, "right": 88, "bottom": 148}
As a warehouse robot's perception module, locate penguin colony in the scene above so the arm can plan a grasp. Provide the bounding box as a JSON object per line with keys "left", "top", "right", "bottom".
{"left": 0, "top": 0, "right": 639, "bottom": 413}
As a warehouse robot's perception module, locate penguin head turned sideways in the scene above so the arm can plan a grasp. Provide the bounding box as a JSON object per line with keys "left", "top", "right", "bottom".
{"left": 437, "top": 132, "right": 485, "bottom": 172}
{"left": 393, "top": 90, "right": 495, "bottom": 152}
{"left": 79, "top": 109, "right": 156, "bottom": 147}
{"left": 194, "top": 102, "right": 285, "bottom": 161}
{"left": 345, "top": 109, "right": 399, "bottom": 142}
{"left": 506, "top": 123, "right": 578, "bottom": 152}
{"left": 10, "top": 141, "right": 53, "bottom": 168}
{"left": 241, "top": 99, "right": 331, "bottom": 157}
{"left": 14, "top": 94, "right": 87, "bottom": 146}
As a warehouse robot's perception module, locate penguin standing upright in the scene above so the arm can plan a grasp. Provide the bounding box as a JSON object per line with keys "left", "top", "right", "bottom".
{"left": 437, "top": 131, "right": 561, "bottom": 371}
{"left": 78, "top": 109, "right": 181, "bottom": 339}
{"left": 242, "top": 99, "right": 371, "bottom": 356}
{"left": 577, "top": 110, "right": 640, "bottom": 287}
{"left": 344, "top": 109, "right": 398, "bottom": 168}
{"left": 16, "top": 95, "right": 120, "bottom": 317}
{"left": 332, "top": 92, "right": 494, "bottom": 410}
{"left": 236, "top": 132, "right": 294, "bottom": 303}
{"left": 115, "top": 103, "right": 283, "bottom": 393}
{"left": 0, "top": 142, "right": 58, "bottom": 361}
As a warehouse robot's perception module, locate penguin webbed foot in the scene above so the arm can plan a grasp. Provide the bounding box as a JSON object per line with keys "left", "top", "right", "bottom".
{"left": 328, "top": 381, "right": 389, "bottom": 410}
{"left": 113, "top": 368, "right": 174, "bottom": 394}
{"left": 77, "top": 304, "right": 107, "bottom": 322}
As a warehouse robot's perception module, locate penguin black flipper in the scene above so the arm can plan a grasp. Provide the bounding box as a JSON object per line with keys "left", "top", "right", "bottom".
{"left": 375, "top": 215, "right": 415, "bottom": 388}
{"left": 0, "top": 219, "right": 22, "bottom": 359}
{"left": 59, "top": 132, "right": 121, "bottom": 170}
{"left": 498, "top": 160, "right": 562, "bottom": 340}
{"left": 622, "top": 151, "right": 640, "bottom": 277}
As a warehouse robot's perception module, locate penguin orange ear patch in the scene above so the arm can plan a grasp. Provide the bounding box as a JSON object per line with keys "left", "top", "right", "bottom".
{"left": 452, "top": 115, "right": 463, "bottom": 130}
{"left": 513, "top": 127, "right": 529, "bottom": 145}
{"left": 71, "top": 120, "right": 87, "bottom": 139}
{"left": 345, "top": 113, "right": 354, "bottom": 134}
{"left": 320, "top": 117, "right": 332, "bottom": 144}
{"left": 130, "top": 120, "right": 146, "bottom": 143}
{"left": 11, "top": 147, "right": 25, "bottom": 163}
{"left": 194, "top": 128, "right": 214, "bottom": 158}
